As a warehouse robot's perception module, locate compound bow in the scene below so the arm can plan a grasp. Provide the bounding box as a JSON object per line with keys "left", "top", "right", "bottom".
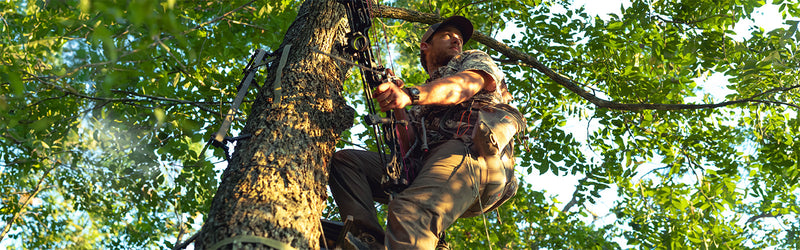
{"left": 337, "top": 0, "right": 409, "bottom": 197}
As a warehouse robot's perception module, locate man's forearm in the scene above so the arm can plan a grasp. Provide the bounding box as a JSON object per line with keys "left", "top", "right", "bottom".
{"left": 415, "top": 70, "right": 491, "bottom": 106}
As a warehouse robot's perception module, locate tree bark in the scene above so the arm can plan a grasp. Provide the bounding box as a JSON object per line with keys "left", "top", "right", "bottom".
{"left": 197, "top": 0, "right": 354, "bottom": 249}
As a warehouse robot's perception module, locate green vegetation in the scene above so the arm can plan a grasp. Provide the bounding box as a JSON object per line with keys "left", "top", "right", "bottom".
{"left": 1, "top": 0, "right": 798, "bottom": 249}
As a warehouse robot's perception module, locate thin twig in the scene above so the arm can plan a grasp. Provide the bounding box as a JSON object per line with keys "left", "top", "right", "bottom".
{"left": 111, "top": 90, "right": 231, "bottom": 114}
{"left": 35, "top": 81, "right": 227, "bottom": 115}
{"left": 221, "top": 17, "right": 269, "bottom": 32}
{"left": 639, "top": 165, "right": 672, "bottom": 180}
{"left": 84, "top": 0, "right": 259, "bottom": 72}
{"left": 156, "top": 38, "right": 189, "bottom": 74}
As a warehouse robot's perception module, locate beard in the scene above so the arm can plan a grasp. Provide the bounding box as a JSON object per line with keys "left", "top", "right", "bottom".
{"left": 431, "top": 49, "right": 457, "bottom": 68}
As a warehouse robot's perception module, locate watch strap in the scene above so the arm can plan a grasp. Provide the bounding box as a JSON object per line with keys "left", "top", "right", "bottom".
{"left": 405, "top": 87, "right": 420, "bottom": 105}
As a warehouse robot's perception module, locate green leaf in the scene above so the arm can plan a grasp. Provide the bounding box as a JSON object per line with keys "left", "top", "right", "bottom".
{"left": 2, "top": 70, "right": 24, "bottom": 96}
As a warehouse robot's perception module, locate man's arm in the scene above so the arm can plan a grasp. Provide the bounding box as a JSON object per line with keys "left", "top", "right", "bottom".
{"left": 373, "top": 69, "right": 496, "bottom": 112}
{"left": 415, "top": 70, "right": 496, "bottom": 106}
{"left": 374, "top": 69, "right": 496, "bottom": 152}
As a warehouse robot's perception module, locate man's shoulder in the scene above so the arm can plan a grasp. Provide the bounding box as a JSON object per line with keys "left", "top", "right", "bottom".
{"left": 460, "top": 49, "right": 491, "bottom": 58}
{"left": 432, "top": 50, "right": 501, "bottom": 81}
{"left": 455, "top": 50, "right": 503, "bottom": 82}
{"left": 457, "top": 50, "right": 495, "bottom": 66}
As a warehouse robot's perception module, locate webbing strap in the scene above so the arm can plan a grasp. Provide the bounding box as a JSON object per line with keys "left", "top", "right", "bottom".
{"left": 207, "top": 235, "right": 296, "bottom": 250}
{"left": 213, "top": 49, "right": 272, "bottom": 144}
{"left": 271, "top": 44, "right": 292, "bottom": 108}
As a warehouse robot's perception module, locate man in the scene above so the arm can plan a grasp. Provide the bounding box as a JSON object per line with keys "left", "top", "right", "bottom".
{"left": 329, "top": 15, "right": 518, "bottom": 249}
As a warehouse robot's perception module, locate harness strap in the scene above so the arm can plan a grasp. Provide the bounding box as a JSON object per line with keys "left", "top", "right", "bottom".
{"left": 208, "top": 235, "right": 296, "bottom": 250}
{"left": 271, "top": 44, "right": 292, "bottom": 108}
{"left": 213, "top": 49, "right": 272, "bottom": 145}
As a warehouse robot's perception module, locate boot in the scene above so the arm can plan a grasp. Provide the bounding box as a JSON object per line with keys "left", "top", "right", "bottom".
{"left": 342, "top": 231, "right": 385, "bottom": 250}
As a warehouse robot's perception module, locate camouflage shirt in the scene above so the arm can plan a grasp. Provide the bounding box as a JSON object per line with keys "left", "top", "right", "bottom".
{"left": 408, "top": 50, "right": 507, "bottom": 150}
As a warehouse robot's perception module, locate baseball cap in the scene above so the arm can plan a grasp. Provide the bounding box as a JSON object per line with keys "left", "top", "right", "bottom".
{"left": 420, "top": 15, "right": 474, "bottom": 44}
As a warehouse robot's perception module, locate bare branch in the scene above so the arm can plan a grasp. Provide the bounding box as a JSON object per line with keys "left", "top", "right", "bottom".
{"left": 372, "top": 5, "right": 800, "bottom": 112}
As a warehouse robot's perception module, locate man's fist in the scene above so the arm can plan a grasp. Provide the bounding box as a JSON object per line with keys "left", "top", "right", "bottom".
{"left": 373, "top": 81, "right": 412, "bottom": 112}
{"left": 385, "top": 68, "right": 405, "bottom": 87}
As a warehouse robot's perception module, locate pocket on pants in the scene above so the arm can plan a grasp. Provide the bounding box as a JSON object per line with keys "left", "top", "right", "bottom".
{"left": 461, "top": 154, "right": 511, "bottom": 218}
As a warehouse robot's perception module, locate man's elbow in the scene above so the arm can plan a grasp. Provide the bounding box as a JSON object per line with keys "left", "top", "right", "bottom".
{"left": 463, "top": 70, "right": 496, "bottom": 92}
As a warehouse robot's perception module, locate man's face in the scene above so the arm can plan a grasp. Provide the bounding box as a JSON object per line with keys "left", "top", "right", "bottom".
{"left": 422, "top": 26, "right": 464, "bottom": 68}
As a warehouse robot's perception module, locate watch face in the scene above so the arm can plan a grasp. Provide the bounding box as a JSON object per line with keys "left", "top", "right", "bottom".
{"left": 410, "top": 88, "right": 420, "bottom": 95}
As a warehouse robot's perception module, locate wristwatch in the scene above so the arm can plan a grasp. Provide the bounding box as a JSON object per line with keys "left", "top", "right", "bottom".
{"left": 404, "top": 87, "right": 420, "bottom": 105}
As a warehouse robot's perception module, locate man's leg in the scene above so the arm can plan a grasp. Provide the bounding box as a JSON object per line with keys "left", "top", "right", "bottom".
{"left": 385, "top": 140, "right": 490, "bottom": 249}
{"left": 328, "top": 149, "right": 390, "bottom": 245}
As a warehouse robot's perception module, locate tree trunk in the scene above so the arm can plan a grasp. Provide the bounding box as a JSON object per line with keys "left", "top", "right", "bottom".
{"left": 197, "top": 0, "right": 354, "bottom": 249}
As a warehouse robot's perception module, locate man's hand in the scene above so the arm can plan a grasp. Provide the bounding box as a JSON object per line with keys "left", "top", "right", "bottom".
{"left": 373, "top": 81, "right": 411, "bottom": 112}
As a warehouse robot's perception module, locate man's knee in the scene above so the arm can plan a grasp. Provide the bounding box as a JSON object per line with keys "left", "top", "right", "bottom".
{"left": 387, "top": 197, "right": 440, "bottom": 230}
{"left": 328, "top": 149, "right": 359, "bottom": 182}
{"left": 387, "top": 197, "right": 416, "bottom": 218}
{"left": 329, "top": 149, "right": 382, "bottom": 190}
{"left": 387, "top": 198, "right": 442, "bottom": 248}
{"left": 329, "top": 149, "right": 362, "bottom": 171}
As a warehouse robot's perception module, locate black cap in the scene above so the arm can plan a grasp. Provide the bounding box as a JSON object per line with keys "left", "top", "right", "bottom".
{"left": 420, "top": 16, "right": 473, "bottom": 44}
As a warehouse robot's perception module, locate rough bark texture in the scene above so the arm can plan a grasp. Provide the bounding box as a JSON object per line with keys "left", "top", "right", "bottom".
{"left": 197, "top": 0, "right": 354, "bottom": 249}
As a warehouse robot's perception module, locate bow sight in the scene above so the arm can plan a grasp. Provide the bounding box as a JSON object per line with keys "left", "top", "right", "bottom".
{"left": 346, "top": 33, "right": 369, "bottom": 53}
{"left": 338, "top": 0, "right": 385, "bottom": 88}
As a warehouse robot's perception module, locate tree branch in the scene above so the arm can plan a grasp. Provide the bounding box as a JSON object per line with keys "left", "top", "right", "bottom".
{"left": 111, "top": 90, "right": 232, "bottom": 114}
{"left": 0, "top": 166, "right": 55, "bottom": 241}
{"left": 173, "top": 230, "right": 200, "bottom": 250}
{"left": 35, "top": 81, "right": 229, "bottom": 115}
{"left": 639, "top": 165, "right": 672, "bottom": 180}
{"left": 221, "top": 17, "right": 269, "bottom": 32}
{"left": 189, "top": 0, "right": 259, "bottom": 32}
{"left": 746, "top": 212, "right": 782, "bottom": 224}
{"left": 22, "top": 1, "right": 257, "bottom": 81}
{"left": 372, "top": 5, "right": 800, "bottom": 111}
{"left": 562, "top": 176, "right": 588, "bottom": 213}
{"left": 650, "top": 13, "right": 733, "bottom": 26}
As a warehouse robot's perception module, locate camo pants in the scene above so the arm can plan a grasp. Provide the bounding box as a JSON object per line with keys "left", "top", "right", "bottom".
{"left": 328, "top": 140, "right": 509, "bottom": 249}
